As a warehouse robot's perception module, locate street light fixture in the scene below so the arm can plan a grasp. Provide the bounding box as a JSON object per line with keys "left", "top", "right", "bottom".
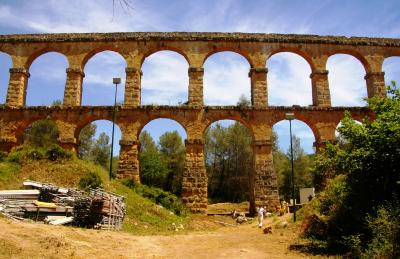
{"left": 109, "top": 77, "right": 121, "bottom": 181}
{"left": 285, "top": 112, "right": 296, "bottom": 222}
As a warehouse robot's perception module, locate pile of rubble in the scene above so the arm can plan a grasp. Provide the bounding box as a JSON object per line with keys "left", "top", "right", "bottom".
{"left": 0, "top": 180, "right": 126, "bottom": 230}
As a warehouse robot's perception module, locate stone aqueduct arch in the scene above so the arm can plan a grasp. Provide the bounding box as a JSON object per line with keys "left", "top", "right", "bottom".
{"left": 0, "top": 32, "right": 398, "bottom": 213}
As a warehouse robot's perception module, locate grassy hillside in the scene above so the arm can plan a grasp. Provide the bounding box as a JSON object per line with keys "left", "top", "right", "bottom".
{"left": 0, "top": 145, "right": 190, "bottom": 235}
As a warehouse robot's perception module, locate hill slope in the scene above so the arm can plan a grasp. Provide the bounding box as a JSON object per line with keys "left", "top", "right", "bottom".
{"left": 0, "top": 148, "right": 189, "bottom": 235}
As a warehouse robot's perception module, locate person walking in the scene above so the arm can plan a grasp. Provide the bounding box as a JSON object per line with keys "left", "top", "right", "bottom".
{"left": 257, "top": 206, "right": 266, "bottom": 228}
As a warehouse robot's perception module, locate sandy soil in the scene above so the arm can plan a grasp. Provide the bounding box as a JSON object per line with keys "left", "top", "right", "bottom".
{"left": 0, "top": 213, "right": 328, "bottom": 259}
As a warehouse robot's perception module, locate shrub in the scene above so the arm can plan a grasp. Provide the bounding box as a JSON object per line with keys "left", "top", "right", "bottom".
{"left": 7, "top": 145, "right": 45, "bottom": 163}
{"left": 0, "top": 151, "right": 7, "bottom": 162}
{"left": 364, "top": 201, "right": 400, "bottom": 258}
{"left": 123, "top": 182, "right": 187, "bottom": 216}
{"left": 45, "top": 145, "right": 73, "bottom": 161}
{"left": 300, "top": 175, "right": 352, "bottom": 252}
{"left": 121, "top": 178, "right": 137, "bottom": 189}
{"left": 7, "top": 145, "right": 72, "bottom": 163}
{"left": 78, "top": 172, "right": 103, "bottom": 191}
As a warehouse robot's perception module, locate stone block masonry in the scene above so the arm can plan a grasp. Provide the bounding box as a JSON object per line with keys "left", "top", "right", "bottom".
{"left": 0, "top": 31, "right": 395, "bottom": 213}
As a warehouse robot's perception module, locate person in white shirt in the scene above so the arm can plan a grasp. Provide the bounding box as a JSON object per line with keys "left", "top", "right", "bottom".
{"left": 257, "top": 206, "right": 266, "bottom": 228}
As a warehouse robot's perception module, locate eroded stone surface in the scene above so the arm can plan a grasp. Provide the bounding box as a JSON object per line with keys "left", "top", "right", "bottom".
{"left": 0, "top": 32, "right": 393, "bottom": 213}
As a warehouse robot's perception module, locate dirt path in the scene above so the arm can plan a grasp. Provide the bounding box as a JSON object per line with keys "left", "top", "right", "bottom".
{"left": 0, "top": 215, "right": 326, "bottom": 259}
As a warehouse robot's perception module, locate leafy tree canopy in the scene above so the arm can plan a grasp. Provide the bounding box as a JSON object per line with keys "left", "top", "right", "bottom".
{"left": 304, "top": 82, "right": 400, "bottom": 256}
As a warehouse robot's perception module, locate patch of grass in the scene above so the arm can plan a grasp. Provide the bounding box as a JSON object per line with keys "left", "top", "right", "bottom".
{"left": 0, "top": 146, "right": 191, "bottom": 235}
{"left": 0, "top": 161, "right": 21, "bottom": 189}
{"left": 0, "top": 238, "right": 23, "bottom": 257}
{"left": 78, "top": 171, "right": 103, "bottom": 191}
{"left": 109, "top": 181, "right": 190, "bottom": 235}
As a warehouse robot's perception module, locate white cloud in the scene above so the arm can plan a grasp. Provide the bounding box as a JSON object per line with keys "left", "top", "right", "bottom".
{"left": 383, "top": 57, "right": 400, "bottom": 86}
{"left": 1, "top": 0, "right": 398, "bottom": 151}
{"left": 0, "top": 53, "right": 12, "bottom": 104}
{"left": 204, "top": 52, "right": 251, "bottom": 105}
{"left": 268, "top": 53, "right": 312, "bottom": 106}
{"left": 0, "top": 1, "right": 166, "bottom": 33}
{"left": 141, "top": 51, "right": 189, "bottom": 105}
{"left": 28, "top": 53, "right": 68, "bottom": 82}
{"left": 83, "top": 52, "right": 126, "bottom": 87}
{"left": 327, "top": 55, "right": 367, "bottom": 106}
{"left": 273, "top": 120, "right": 315, "bottom": 154}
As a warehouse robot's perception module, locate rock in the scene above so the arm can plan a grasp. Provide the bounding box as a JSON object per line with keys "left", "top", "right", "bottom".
{"left": 279, "top": 221, "right": 288, "bottom": 228}
{"left": 263, "top": 226, "right": 272, "bottom": 234}
{"left": 274, "top": 220, "right": 289, "bottom": 229}
{"left": 236, "top": 215, "right": 247, "bottom": 224}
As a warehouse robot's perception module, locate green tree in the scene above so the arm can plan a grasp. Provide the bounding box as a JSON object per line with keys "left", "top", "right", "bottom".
{"left": 90, "top": 132, "right": 110, "bottom": 169}
{"left": 78, "top": 123, "right": 97, "bottom": 159}
{"left": 205, "top": 121, "right": 253, "bottom": 203}
{"left": 139, "top": 131, "right": 169, "bottom": 188}
{"left": 24, "top": 119, "right": 59, "bottom": 148}
{"left": 303, "top": 82, "right": 400, "bottom": 255}
{"left": 158, "top": 131, "right": 185, "bottom": 194}
{"left": 23, "top": 100, "right": 63, "bottom": 148}
{"left": 278, "top": 135, "right": 313, "bottom": 201}
{"left": 237, "top": 94, "right": 251, "bottom": 108}
{"left": 140, "top": 131, "right": 157, "bottom": 152}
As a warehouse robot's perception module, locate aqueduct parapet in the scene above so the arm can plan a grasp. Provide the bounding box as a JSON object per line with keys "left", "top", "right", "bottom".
{"left": 0, "top": 32, "right": 397, "bottom": 213}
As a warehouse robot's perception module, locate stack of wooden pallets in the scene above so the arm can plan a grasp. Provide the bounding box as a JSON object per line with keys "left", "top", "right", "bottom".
{"left": 0, "top": 181, "right": 126, "bottom": 230}
{"left": 90, "top": 189, "right": 126, "bottom": 230}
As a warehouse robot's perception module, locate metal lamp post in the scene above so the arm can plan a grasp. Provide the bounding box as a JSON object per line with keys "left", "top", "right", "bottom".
{"left": 109, "top": 77, "right": 121, "bottom": 181}
{"left": 285, "top": 112, "right": 296, "bottom": 222}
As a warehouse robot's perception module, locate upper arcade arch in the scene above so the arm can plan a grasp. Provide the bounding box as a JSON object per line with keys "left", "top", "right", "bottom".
{"left": 0, "top": 32, "right": 397, "bottom": 108}
{"left": 141, "top": 48, "right": 190, "bottom": 67}
{"left": 202, "top": 48, "right": 254, "bottom": 68}
{"left": 382, "top": 56, "right": 400, "bottom": 87}
{"left": 327, "top": 54, "right": 368, "bottom": 107}
{"left": 81, "top": 50, "right": 126, "bottom": 106}
{"left": 267, "top": 52, "right": 313, "bottom": 106}
{"left": 26, "top": 52, "right": 68, "bottom": 106}
{"left": 203, "top": 51, "right": 251, "bottom": 106}
{"left": 326, "top": 49, "right": 371, "bottom": 73}
{"left": 25, "top": 49, "right": 70, "bottom": 70}
{"left": 141, "top": 50, "right": 189, "bottom": 105}
{"left": 81, "top": 47, "right": 127, "bottom": 69}
{"left": 0, "top": 52, "right": 12, "bottom": 104}
{"left": 267, "top": 48, "right": 316, "bottom": 72}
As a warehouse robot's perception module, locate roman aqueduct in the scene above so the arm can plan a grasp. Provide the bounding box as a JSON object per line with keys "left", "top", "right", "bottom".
{"left": 0, "top": 32, "right": 398, "bottom": 213}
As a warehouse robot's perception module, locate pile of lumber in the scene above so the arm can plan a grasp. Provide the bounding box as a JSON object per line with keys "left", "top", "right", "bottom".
{"left": 0, "top": 180, "right": 126, "bottom": 230}
{"left": 0, "top": 189, "right": 40, "bottom": 200}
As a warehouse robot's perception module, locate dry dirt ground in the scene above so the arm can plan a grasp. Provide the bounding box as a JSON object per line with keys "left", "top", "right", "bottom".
{"left": 0, "top": 213, "right": 329, "bottom": 259}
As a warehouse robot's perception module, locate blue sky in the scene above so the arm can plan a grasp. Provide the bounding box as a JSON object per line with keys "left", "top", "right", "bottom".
{"left": 0, "top": 0, "right": 399, "bottom": 154}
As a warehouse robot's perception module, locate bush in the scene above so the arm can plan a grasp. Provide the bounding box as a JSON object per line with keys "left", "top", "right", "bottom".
{"left": 123, "top": 182, "right": 187, "bottom": 216}
{"left": 300, "top": 175, "right": 352, "bottom": 252}
{"left": 7, "top": 145, "right": 45, "bottom": 163}
{"left": 45, "top": 145, "right": 73, "bottom": 161}
{"left": 78, "top": 172, "right": 103, "bottom": 191}
{"left": 7, "top": 145, "right": 73, "bottom": 163}
{"left": 121, "top": 178, "right": 137, "bottom": 189}
{"left": 0, "top": 151, "right": 7, "bottom": 162}
{"left": 364, "top": 201, "right": 400, "bottom": 258}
